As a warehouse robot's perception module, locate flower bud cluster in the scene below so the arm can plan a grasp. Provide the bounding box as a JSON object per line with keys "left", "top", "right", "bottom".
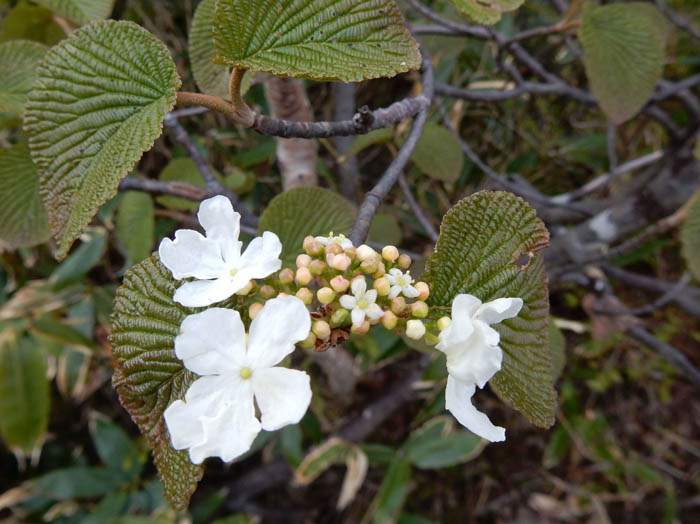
{"left": 254, "top": 232, "right": 441, "bottom": 350}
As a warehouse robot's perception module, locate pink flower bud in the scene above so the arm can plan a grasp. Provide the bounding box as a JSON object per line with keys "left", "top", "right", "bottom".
{"left": 325, "top": 243, "right": 343, "bottom": 256}
{"left": 391, "top": 297, "right": 406, "bottom": 314}
{"left": 415, "top": 282, "right": 430, "bottom": 300}
{"left": 248, "top": 302, "right": 263, "bottom": 319}
{"left": 331, "top": 253, "right": 352, "bottom": 272}
{"left": 312, "top": 320, "right": 331, "bottom": 339}
{"left": 382, "top": 245, "right": 399, "bottom": 263}
{"left": 397, "top": 254, "right": 412, "bottom": 269}
{"left": 309, "top": 259, "right": 327, "bottom": 276}
{"left": 373, "top": 277, "right": 390, "bottom": 296}
{"left": 260, "top": 285, "right": 276, "bottom": 299}
{"left": 296, "top": 254, "right": 312, "bottom": 268}
{"left": 381, "top": 311, "right": 398, "bottom": 330}
{"left": 411, "top": 300, "right": 429, "bottom": 318}
{"left": 295, "top": 267, "right": 312, "bottom": 286}
{"left": 330, "top": 276, "right": 350, "bottom": 293}
{"left": 351, "top": 320, "right": 370, "bottom": 335}
{"left": 295, "top": 287, "right": 314, "bottom": 305}
{"left": 279, "top": 268, "right": 295, "bottom": 285}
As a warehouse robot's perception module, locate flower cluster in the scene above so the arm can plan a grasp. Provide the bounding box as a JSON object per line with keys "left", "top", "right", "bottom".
{"left": 158, "top": 196, "right": 524, "bottom": 464}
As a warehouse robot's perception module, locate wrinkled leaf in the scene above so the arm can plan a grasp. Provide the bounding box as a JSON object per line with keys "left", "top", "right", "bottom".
{"left": 0, "top": 331, "right": 50, "bottom": 453}
{"left": 423, "top": 191, "right": 555, "bottom": 428}
{"left": 34, "top": 0, "right": 114, "bottom": 26}
{"left": 110, "top": 255, "right": 249, "bottom": 509}
{"left": 24, "top": 20, "right": 181, "bottom": 260}
{"left": 0, "top": 40, "right": 48, "bottom": 116}
{"left": 448, "top": 0, "right": 525, "bottom": 25}
{"left": 408, "top": 123, "right": 464, "bottom": 183}
{"left": 258, "top": 187, "right": 357, "bottom": 266}
{"left": 580, "top": 3, "right": 667, "bottom": 124}
{"left": 213, "top": 0, "right": 421, "bottom": 82}
{"left": 117, "top": 191, "right": 155, "bottom": 264}
{"left": 0, "top": 143, "right": 50, "bottom": 249}
{"left": 190, "top": 0, "right": 231, "bottom": 99}
{"left": 681, "top": 189, "right": 700, "bottom": 281}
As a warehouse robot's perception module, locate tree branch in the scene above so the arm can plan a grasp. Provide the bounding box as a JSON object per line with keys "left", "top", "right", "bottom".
{"left": 398, "top": 173, "right": 439, "bottom": 243}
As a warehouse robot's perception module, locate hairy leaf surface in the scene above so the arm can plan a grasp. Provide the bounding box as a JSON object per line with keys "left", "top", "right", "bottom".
{"left": 110, "top": 255, "right": 202, "bottom": 509}
{"left": 423, "top": 191, "right": 555, "bottom": 428}
{"left": 681, "top": 189, "right": 700, "bottom": 281}
{"left": 0, "top": 40, "right": 48, "bottom": 116}
{"left": 580, "top": 3, "right": 666, "bottom": 124}
{"left": 448, "top": 0, "right": 525, "bottom": 25}
{"left": 258, "top": 187, "right": 357, "bottom": 266}
{"left": 34, "top": 0, "right": 114, "bottom": 26}
{"left": 0, "top": 143, "right": 50, "bottom": 249}
{"left": 213, "top": 0, "right": 421, "bottom": 82}
{"left": 190, "top": 0, "right": 231, "bottom": 99}
{"left": 24, "top": 20, "right": 180, "bottom": 260}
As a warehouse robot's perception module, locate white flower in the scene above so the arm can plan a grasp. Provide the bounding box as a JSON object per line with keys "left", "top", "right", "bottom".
{"left": 158, "top": 196, "right": 282, "bottom": 308}
{"left": 339, "top": 277, "right": 384, "bottom": 327}
{"left": 314, "top": 232, "right": 353, "bottom": 250}
{"left": 164, "top": 296, "right": 312, "bottom": 464}
{"left": 385, "top": 268, "right": 420, "bottom": 299}
{"left": 436, "top": 294, "right": 523, "bottom": 442}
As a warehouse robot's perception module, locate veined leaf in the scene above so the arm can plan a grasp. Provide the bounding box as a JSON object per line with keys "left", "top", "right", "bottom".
{"left": 580, "top": 3, "right": 667, "bottom": 124}
{"left": 0, "top": 40, "right": 48, "bottom": 116}
{"left": 24, "top": 20, "right": 181, "bottom": 260}
{"left": 258, "top": 187, "right": 357, "bottom": 266}
{"left": 110, "top": 255, "right": 203, "bottom": 509}
{"left": 33, "top": 0, "right": 114, "bottom": 26}
{"left": 0, "top": 143, "right": 50, "bottom": 249}
{"left": 213, "top": 0, "right": 421, "bottom": 82}
{"left": 0, "top": 331, "right": 50, "bottom": 453}
{"left": 448, "top": 0, "right": 525, "bottom": 25}
{"left": 117, "top": 191, "right": 155, "bottom": 264}
{"left": 681, "top": 189, "right": 700, "bottom": 281}
{"left": 408, "top": 122, "right": 464, "bottom": 184}
{"left": 190, "top": 0, "right": 231, "bottom": 99}
{"left": 0, "top": 4, "right": 66, "bottom": 46}
{"left": 423, "top": 191, "right": 555, "bottom": 428}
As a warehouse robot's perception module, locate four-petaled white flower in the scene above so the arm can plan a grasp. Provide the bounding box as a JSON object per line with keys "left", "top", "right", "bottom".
{"left": 436, "top": 294, "right": 523, "bottom": 442}
{"left": 164, "top": 296, "right": 312, "bottom": 464}
{"left": 315, "top": 232, "right": 353, "bottom": 250}
{"left": 386, "top": 268, "right": 420, "bottom": 299}
{"left": 339, "top": 277, "right": 383, "bottom": 327}
{"left": 159, "top": 196, "right": 282, "bottom": 308}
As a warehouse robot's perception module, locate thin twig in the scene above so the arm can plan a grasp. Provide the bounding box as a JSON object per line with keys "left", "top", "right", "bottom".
{"left": 398, "top": 173, "right": 439, "bottom": 243}
{"left": 594, "top": 272, "right": 692, "bottom": 317}
{"left": 164, "top": 113, "right": 218, "bottom": 190}
{"left": 334, "top": 83, "right": 360, "bottom": 201}
{"left": 655, "top": 0, "right": 700, "bottom": 40}
{"left": 349, "top": 49, "right": 435, "bottom": 245}
{"left": 118, "top": 177, "right": 207, "bottom": 201}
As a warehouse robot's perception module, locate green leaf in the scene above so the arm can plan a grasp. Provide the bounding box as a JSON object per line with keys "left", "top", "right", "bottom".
{"left": 368, "top": 457, "right": 412, "bottom": 524}
{"left": 423, "top": 191, "right": 555, "bottom": 428}
{"left": 118, "top": 192, "right": 155, "bottom": 264}
{"left": 447, "top": 0, "right": 525, "bottom": 25}
{"left": 369, "top": 213, "right": 402, "bottom": 246}
{"left": 30, "top": 315, "right": 95, "bottom": 351}
{"left": 580, "top": 3, "right": 667, "bottom": 124}
{"left": 0, "top": 143, "right": 50, "bottom": 249}
{"left": 0, "top": 331, "right": 50, "bottom": 453}
{"left": 190, "top": 0, "right": 231, "bottom": 99}
{"left": 34, "top": 466, "right": 125, "bottom": 499}
{"left": 0, "top": 3, "right": 66, "bottom": 46}
{"left": 92, "top": 418, "right": 144, "bottom": 480}
{"left": 402, "top": 417, "right": 484, "bottom": 469}
{"left": 258, "top": 187, "right": 357, "bottom": 267}
{"left": 0, "top": 40, "right": 48, "bottom": 116}
{"left": 33, "top": 0, "right": 114, "bottom": 26}
{"left": 295, "top": 437, "right": 350, "bottom": 484}
{"left": 346, "top": 127, "right": 394, "bottom": 158}
{"left": 49, "top": 229, "right": 107, "bottom": 288}
{"left": 681, "top": 189, "right": 700, "bottom": 281}
{"left": 213, "top": 0, "right": 421, "bottom": 82}
{"left": 111, "top": 255, "right": 251, "bottom": 509}
{"left": 24, "top": 20, "right": 181, "bottom": 260}
{"left": 156, "top": 158, "right": 219, "bottom": 211}
{"left": 408, "top": 123, "right": 464, "bottom": 183}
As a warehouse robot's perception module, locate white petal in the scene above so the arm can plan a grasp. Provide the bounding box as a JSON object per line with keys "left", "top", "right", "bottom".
{"left": 236, "top": 231, "right": 283, "bottom": 280}
{"left": 365, "top": 289, "right": 377, "bottom": 303}
{"left": 402, "top": 285, "right": 420, "bottom": 299}
{"left": 339, "top": 238, "right": 354, "bottom": 250}
{"left": 453, "top": 294, "right": 482, "bottom": 320}
{"left": 339, "top": 295, "right": 356, "bottom": 310}
{"left": 351, "top": 307, "right": 366, "bottom": 327}
{"left": 175, "top": 308, "right": 247, "bottom": 375}
{"left": 351, "top": 277, "right": 366, "bottom": 296}
{"left": 388, "top": 285, "right": 401, "bottom": 299}
{"left": 164, "top": 375, "right": 261, "bottom": 463}
{"left": 158, "top": 230, "right": 227, "bottom": 280}
{"left": 314, "top": 236, "right": 330, "bottom": 246}
{"left": 445, "top": 334, "right": 502, "bottom": 389}
{"left": 436, "top": 316, "right": 474, "bottom": 352}
{"left": 388, "top": 268, "right": 402, "bottom": 278}
{"left": 173, "top": 278, "right": 238, "bottom": 308}
{"left": 252, "top": 367, "right": 311, "bottom": 431}
{"left": 445, "top": 375, "right": 505, "bottom": 442}
{"left": 474, "top": 298, "right": 523, "bottom": 325}
{"left": 365, "top": 303, "right": 384, "bottom": 321}
{"left": 197, "top": 196, "right": 242, "bottom": 264}
{"left": 246, "top": 296, "right": 311, "bottom": 368}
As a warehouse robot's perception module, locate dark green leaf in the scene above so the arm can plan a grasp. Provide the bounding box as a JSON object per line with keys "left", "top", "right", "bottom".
{"left": 368, "top": 457, "right": 412, "bottom": 524}
{"left": 423, "top": 191, "right": 555, "bottom": 428}
{"left": 408, "top": 123, "right": 464, "bottom": 183}
{"left": 24, "top": 20, "right": 181, "bottom": 259}
{"left": 49, "top": 230, "right": 107, "bottom": 288}
{"left": 33, "top": 0, "right": 114, "bottom": 26}
{"left": 117, "top": 191, "right": 155, "bottom": 264}
{"left": 680, "top": 189, "right": 700, "bottom": 280}
{"left": 34, "top": 467, "right": 125, "bottom": 499}
{"left": 213, "top": 0, "right": 421, "bottom": 82}
{"left": 0, "top": 40, "right": 48, "bottom": 116}
{"left": 92, "top": 418, "right": 144, "bottom": 480}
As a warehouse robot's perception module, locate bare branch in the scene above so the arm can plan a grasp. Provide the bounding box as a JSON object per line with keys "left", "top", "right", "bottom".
{"left": 654, "top": 0, "right": 700, "bottom": 40}
{"left": 164, "top": 113, "right": 218, "bottom": 190}
{"left": 118, "top": 177, "right": 207, "bottom": 201}
{"left": 398, "top": 173, "right": 439, "bottom": 243}
{"left": 334, "top": 82, "right": 361, "bottom": 201}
